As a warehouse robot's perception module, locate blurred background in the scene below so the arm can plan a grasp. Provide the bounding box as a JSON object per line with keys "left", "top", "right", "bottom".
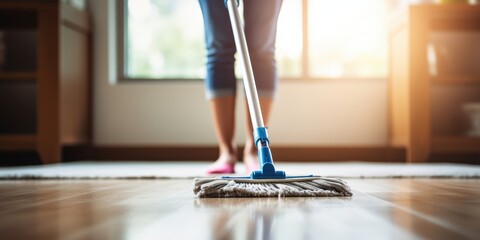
{"left": 1, "top": 0, "right": 479, "bottom": 164}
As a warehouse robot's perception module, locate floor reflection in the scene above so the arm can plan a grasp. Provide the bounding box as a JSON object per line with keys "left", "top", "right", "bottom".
{"left": 195, "top": 197, "right": 353, "bottom": 240}
{"left": 196, "top": 198, "right": 276, "bottom": 240}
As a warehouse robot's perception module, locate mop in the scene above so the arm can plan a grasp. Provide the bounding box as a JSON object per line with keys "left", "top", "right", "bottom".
{"left": 193, "top": 0, "right": 352, "bottom": 198}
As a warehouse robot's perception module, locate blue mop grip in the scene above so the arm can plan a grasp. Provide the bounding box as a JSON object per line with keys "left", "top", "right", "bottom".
{"left": 250, "top": 127, "right": 286, "bottom": 179}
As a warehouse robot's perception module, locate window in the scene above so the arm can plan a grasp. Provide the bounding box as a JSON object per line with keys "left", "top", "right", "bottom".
{"left": 121, "top": 0, "right": 205, "bottom": 79}
{"left": 120, "top": 0, "right": 393, "bottom": 80}
{"left": 308, "top": 0, "right": 390, "bottom": 78}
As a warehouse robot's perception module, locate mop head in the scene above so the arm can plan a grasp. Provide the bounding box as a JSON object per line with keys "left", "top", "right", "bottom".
{"left": 193, "top": 176, "right": 352, "bottom": 198}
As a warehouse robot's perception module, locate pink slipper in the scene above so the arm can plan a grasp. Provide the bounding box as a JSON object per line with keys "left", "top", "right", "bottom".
{"left": 206, "top": 162, "right": 235, "bottom": 174}
{"left": 244, "top": 161, "right": 260, "bottom": 174}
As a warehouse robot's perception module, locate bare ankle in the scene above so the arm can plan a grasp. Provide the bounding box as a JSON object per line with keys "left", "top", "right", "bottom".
{"left": 215, "top": 144, "right": 238, "bottom": 164}
{"left": 219, "top": 144, "right": 237, "bottom": 156}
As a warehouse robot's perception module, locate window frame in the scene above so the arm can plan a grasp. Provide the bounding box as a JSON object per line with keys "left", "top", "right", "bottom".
{"left": 117, "top": 0, "right": 386, "bottom": 82}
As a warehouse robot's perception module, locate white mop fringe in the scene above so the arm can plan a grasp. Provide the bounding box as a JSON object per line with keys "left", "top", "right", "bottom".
{"left": 193, "top": 176, "right": 353, "bottom": 198}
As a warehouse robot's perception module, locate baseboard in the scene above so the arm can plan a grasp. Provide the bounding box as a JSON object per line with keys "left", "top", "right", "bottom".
{"left": 270, "top": 146, "right": 406, "bottom": 162}
{"left": 64, "top": 145, "right": 407, "bottom": 162}
{"left": 6, "top": 145, "right": 479, "bottom": 164}
{"left": 429, "top": 153, "right": 480, "bottom": 164}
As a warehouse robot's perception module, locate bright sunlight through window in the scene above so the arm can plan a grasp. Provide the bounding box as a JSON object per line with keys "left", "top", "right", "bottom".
{"left": 308, "top": 0, "right": 389, "bottom": 78}
{"left": 124, "top": 0, "right": 392, "bottom": 80}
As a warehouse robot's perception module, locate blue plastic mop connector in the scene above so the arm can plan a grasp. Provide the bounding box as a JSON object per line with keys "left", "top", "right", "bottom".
{"left": 250, "top": 127, "right": 286, "bottom": 179}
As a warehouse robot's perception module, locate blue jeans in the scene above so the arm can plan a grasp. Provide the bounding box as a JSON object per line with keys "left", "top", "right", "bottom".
{"left": 198, "top": 0, "right": 283, "bottom": 99}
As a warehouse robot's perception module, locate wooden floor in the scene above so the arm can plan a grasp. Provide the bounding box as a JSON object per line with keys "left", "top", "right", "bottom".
{"left": 0, "top": 179, "right": 479, "bottom": 240}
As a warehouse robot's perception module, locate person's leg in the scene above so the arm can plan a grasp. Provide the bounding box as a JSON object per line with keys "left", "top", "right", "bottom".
{"left": 208, "top": 96, "right": 237, "bottom": 173}
{"left": 199, "top": 0, "right": 238, "bottom": 173}
{"left": 243, "top": 0, "right": 283, "bottom": 172}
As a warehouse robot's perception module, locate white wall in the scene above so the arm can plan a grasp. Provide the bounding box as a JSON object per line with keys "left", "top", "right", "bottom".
{"left": 89, "top": 0, "right": 388, "bottom": 147}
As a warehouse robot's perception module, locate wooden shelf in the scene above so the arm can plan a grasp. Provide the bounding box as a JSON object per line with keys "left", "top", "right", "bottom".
{"left": 432, "top": 136, "right": 480, "bottom": 153}
{"left": 0, "top": 134, "right": 36, "bottom": 151}
{"left": 0, "top": 71, "right": 37, "bottom": 81}
{"left": 431, "top": 75, "right": 480, "bottom": 84}
{"left": 0, "top": 1, "right": 91, "bottom": 163}
{"left": 389, "top": 5, "right": 480, "bottom": 162}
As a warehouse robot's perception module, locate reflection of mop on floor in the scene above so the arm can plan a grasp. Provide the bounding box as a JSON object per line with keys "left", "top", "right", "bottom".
{"left": 195, "top": 197, "right": 332, "bottom": 239}
{"left": 193, "top": 0, "right": 352, "bottom": 198}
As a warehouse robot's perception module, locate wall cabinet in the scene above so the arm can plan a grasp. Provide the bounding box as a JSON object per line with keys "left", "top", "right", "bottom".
{"left": 389, "top": 4, "right": 480, "bottom": 162}
{"left": 0, "top": 0, "right": 90, "bottom": 163}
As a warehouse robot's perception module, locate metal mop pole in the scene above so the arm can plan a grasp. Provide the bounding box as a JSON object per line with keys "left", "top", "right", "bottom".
{"left": 225, "top": 0, "right": 285, "bottom": 179}
{"left": 225, "top": 0, "right": 264, "bottom": 129}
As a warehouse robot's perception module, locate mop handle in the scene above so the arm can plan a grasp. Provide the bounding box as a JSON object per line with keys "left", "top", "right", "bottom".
{"left": 226, "top": 0, "right": 265, "bottom": 129}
